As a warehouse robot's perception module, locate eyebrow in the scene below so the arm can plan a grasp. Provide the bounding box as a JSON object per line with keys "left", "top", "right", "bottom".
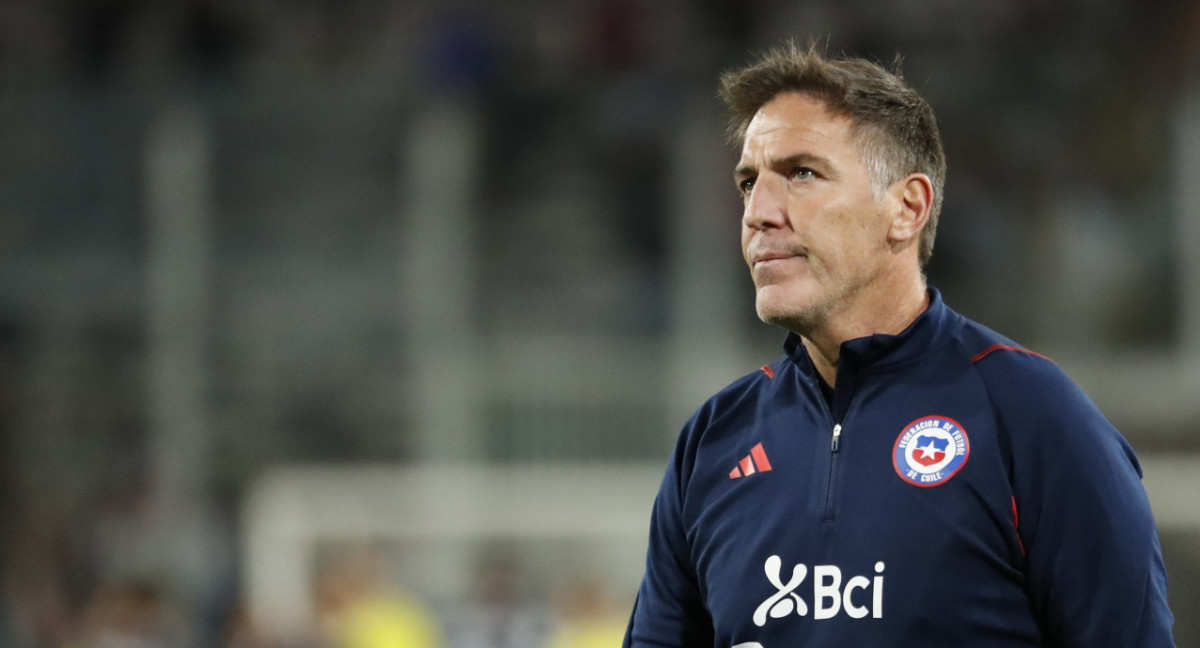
{"left": 734, "top": 152, "right": 837, "bottom": 183}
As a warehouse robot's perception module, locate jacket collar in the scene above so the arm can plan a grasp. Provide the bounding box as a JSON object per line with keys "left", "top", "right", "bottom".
{"left": 784, "top": 287, "right": 952, "bottom": 373}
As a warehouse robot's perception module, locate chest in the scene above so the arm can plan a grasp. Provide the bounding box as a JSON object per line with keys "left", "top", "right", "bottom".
{"left": 680, "top": 373, "right": 1028, "bottom": 643}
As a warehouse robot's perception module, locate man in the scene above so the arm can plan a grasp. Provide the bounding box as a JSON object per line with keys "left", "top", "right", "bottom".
{"left": 623, "top": 42, "right": 1175, "bottom": 647}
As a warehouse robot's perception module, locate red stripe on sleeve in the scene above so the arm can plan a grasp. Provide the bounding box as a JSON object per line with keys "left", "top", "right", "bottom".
{"left": 971, "top": 344, "right": 1053, "bottom": 364}
{"left": 1012, "top": 496, "right": 1026, "bottom": 556}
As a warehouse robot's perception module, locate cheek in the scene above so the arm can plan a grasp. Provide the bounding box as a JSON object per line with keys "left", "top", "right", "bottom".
{"left": 825, "top": 201, "right": 889, "bottom": 255}
{"left": 823, "top": 229, "right": 869, "bottom": 271}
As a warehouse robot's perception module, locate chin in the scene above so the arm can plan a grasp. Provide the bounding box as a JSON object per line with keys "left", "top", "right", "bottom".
{"left": 755, "top": 292, "right": 829, "bottom": 335}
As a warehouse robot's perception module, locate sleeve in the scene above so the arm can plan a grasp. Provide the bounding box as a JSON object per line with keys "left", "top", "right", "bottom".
{"left": 624, "top": 419, "right": 715, "bottom": 648}
{"left": 985, "top": 355, "right": 1175, "bottom": 647}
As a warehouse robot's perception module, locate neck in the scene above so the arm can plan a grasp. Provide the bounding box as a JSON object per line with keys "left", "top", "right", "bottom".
{"left": 801, "top": 270, "right": 929, "bottom": 387}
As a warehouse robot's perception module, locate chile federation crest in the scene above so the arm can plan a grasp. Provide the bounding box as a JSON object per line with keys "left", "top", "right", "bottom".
{"left": 892, "top": 416, "right": 970, "bottom": 487}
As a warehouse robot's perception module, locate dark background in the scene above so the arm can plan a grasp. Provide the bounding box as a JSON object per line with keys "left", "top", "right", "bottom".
{"left": 0, "top": 0, "right": 1196, "bottom": 645}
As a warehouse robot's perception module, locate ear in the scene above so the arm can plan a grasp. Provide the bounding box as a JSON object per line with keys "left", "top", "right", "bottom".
{"left": 887, "top": 173, "right": 933, "bottom": 246}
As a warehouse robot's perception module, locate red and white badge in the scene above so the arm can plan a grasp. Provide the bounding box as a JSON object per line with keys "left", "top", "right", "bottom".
{"left": 892, "top": 416, "right": 969, "bottom": 487}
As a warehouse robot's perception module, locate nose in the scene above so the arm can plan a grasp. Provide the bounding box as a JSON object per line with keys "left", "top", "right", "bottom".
{"left": 742, "top": 174, "right": 788, "bottom": 231}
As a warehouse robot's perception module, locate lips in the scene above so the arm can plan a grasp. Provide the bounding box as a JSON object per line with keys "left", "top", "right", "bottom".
{"left": 750, "top": 249, "right": 807, "bottom": 266}
{"left": 754, "top": 252, "right": 795, "bottom": 264}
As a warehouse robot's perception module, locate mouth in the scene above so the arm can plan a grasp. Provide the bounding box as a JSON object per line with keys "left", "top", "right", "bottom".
{"left": 752, "top": 250, "right": 806, "bottom": 267}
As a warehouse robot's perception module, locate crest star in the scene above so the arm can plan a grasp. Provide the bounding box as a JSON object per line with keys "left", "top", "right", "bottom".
{"left": 917, "top": 441, "right": 941, "bottom": 459}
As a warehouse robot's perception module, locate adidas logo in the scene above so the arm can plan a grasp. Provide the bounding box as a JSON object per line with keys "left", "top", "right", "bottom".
{"left": 729, "top": 442, "right": 773, "bottom": 479}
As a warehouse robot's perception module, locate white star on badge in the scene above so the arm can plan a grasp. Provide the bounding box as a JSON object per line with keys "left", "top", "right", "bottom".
{"left": 916, "top": 441, "right": 941, "bottom": 459}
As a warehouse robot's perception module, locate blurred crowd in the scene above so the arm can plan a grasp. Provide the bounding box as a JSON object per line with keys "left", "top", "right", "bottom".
{"left": 11, "top": 555, "right": 631, "bottom": 648}
{"left": 2, "top": 0, "right": 1200, "bottom": 646}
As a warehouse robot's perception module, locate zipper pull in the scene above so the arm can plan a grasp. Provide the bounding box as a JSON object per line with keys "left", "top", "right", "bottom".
{"left": 831, "top": 423, "right": 842, "bottom": 452}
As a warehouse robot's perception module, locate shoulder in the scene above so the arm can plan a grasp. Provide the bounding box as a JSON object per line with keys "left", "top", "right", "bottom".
{"left": 667, "top": 359, "right": 785, "bottom": 485}
{"left": 947, "top": 314, "right": 1133, "bottom": 463}
{"left": 949, "top": 315, "right": 1077, "bottom": 403}
{"left": 689, "top": 360, "right": 783, "bottom": 430}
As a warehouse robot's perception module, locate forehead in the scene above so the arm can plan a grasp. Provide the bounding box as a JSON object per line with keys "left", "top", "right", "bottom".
{"left": 739, "top": 92, "right": 855, "bottom": 161}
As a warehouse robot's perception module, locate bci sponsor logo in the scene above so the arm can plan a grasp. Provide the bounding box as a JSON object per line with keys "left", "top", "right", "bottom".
{"left": 753, "top": 555, "right": 884, "bottom": 625}
{"left": 732, "top": 557, "right": 884, "bottom": 647}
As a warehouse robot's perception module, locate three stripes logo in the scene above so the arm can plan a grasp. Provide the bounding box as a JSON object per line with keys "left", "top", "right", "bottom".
{"left": 729, "top": 442, "right": 772, "bottom": 479}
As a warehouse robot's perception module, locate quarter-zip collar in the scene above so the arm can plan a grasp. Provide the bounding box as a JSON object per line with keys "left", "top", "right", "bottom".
{"left": 784, "top": 287, "right": 951, "bottom": 378}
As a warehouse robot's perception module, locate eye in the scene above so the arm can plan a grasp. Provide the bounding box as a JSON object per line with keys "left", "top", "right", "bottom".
{"left": 788, "top": 167, "right": 816, "bottom": 181}
{"left": 738, "top": 177, "right": 756, "bottom": 196}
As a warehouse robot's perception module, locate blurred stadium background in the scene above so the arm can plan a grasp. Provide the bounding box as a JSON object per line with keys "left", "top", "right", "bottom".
{"left": 0, "top": 0, "right": 1198, "bottom": 646}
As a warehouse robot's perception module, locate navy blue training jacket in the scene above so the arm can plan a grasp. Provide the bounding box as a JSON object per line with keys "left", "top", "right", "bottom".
{"left": 625, "top": 289, "right": 1174, "bottom": 647}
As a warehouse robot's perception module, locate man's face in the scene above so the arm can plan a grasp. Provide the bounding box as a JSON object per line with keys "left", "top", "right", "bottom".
{"left": 736, "top": 92, "right": 894, "bottom": 334}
